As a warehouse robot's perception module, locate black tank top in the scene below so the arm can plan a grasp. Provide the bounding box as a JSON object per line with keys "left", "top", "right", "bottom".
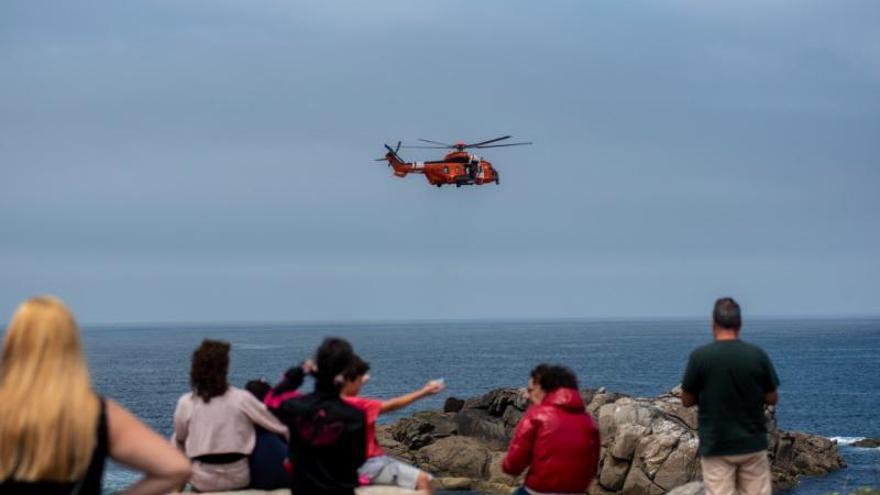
{"left": 0, "top": 398, "right": 109, "bottom": 495}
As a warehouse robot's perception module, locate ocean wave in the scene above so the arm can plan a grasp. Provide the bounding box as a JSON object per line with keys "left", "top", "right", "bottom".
{"left": 829, "top": 436, "right": 865, "bottom": 445}
{"left": 234, "top": 343, "right": 284, "bottom": 350}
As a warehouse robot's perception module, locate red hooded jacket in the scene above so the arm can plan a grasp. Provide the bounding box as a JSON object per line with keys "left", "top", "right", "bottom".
{"left": 502, "top": 388, "right": 601, "bottom": 493}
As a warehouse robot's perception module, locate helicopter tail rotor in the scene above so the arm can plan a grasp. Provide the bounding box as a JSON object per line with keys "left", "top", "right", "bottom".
{"left": 378, "top": 141, "right": 403, "bottom": 166}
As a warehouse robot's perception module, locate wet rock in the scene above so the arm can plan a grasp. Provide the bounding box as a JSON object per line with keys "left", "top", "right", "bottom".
{"left": 853, "top": 437, "right": 880, "bottom": 448}
{"left": 443, "top": 397, "right": 465, "bottom": 413}
{"left": 390, "top": 411, "right": 457, "bottom": 450}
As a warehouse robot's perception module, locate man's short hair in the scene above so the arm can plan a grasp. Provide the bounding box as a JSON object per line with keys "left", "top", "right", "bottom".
{"left": 713, "top": 297, "right": 742, "bottom": 330}
{"left": 532, "top": 364, "right": 578, "bottom": 392}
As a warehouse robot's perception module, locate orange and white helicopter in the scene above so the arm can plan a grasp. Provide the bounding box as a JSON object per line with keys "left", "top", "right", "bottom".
{"left": 376, "top": 136, "right": 531, "bottom": 187}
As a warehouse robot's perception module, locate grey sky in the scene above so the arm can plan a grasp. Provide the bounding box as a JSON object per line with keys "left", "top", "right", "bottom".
{"left": 2, "top": 1, "right": 878, "bottom": 323}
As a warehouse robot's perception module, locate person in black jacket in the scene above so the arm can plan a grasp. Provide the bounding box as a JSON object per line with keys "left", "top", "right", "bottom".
{"left": 275, "top": 337, "right": 367, "bottom": 495}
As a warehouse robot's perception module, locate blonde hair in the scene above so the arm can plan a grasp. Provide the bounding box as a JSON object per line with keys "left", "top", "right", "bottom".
{"left": 0, "top": 296, "right": 99, "bottom": 482}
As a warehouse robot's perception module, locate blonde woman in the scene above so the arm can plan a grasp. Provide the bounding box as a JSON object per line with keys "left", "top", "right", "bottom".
{"left": 0, "top": 296, "right": 191, "bottom": 494}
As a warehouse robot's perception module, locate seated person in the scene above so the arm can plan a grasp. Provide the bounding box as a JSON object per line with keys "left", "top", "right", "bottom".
{"left": 502, "top": 364, "right": 600, "bottom": 495}
{"left": 0, "top": 296, "right": 191, "bottom": 495}
{"left": 274, "top": 337, "right": 367, "bottom": 495}
{"left": 173, "top": 340, "right": 289, "bottom": 492}
{"left": 244, "top": 379, "right": 290, "bottom": 490}
{"left": 340, "top": 355, "right": 444, "bottom": 494}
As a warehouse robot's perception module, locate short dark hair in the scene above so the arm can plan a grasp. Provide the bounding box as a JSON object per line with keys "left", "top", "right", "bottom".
{"left": 245, "top": 379, "right": 271, "bottom": 401}
{"left": 314, "top": 337, "right": 356, "bottom": 391}
{"left": 530, "top": 364, "right": 552, "bottom": 384}
{"left": 190, "top": 339, "right": 230, "bottom": 403}
{"left": 713, "top": 297, "right": 742, "bottom": 330}
{"left": 342, "top": 354, "right": 370, "bottom": 382}
{"left": 531, "top": 364, "right": 578, "bottom": 392}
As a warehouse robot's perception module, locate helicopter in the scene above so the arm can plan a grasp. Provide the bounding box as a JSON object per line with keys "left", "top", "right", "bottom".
{"left": 376, "top": 136, "right": 531, "bottom": 187}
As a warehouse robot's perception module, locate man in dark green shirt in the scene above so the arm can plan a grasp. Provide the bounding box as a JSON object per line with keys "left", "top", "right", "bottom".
{"left": 681, "top": 297, "right": 779, "bottom": 495}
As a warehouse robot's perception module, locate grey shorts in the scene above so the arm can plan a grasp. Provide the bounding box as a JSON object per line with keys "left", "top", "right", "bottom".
{"left": 359, "top": 455, "right": 429, "bottom": 490}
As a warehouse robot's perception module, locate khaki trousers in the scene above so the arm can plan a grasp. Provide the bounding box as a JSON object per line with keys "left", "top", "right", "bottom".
{"left": 700, "top": 451, "right": 772, "bottom": 495}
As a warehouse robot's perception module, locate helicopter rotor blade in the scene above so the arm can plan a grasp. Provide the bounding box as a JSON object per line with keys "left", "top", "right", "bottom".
{"left": 465, "top": 135, "right": 511, "bottom": 148}
{"left": 400, "top": 145, "right": 451, "bottom": 149}
{"left": 395, "top": 141, "right": 401, "bottom": 153}
{"left": 418, "top": 138, "right": 454, "bottom": 147}
{"left": 472, "top": 142, "right": 533, "bottom": 149}
{"left": 384, "top": 143, "right": 405, "bottom": 164}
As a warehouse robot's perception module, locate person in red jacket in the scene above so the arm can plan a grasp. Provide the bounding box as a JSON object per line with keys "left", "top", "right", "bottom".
{"left": 503, "top": 364, "right": 601, "bottom": 495}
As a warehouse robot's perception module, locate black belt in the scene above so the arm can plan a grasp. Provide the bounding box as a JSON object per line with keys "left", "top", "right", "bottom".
{"left": 192, "top": 453, "right": 247, "bottom": 464}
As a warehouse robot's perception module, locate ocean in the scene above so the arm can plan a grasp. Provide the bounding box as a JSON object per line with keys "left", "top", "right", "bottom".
{"left": 76, "top": 318, "right": 879, "bottom": 493}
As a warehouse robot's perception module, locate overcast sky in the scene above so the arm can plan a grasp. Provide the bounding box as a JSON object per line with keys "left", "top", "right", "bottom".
{"left": 2, "top": 1, "right": 878, "bottom": 324}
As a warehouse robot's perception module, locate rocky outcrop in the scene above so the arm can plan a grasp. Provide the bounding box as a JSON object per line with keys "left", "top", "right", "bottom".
{"left": 853, "top": 438, "right": 880, "bottom": 448}
{"left": 380, "top": 386, "right": 844, "bottom": 494}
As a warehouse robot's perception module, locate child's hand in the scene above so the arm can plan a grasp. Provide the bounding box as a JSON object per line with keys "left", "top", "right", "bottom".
{"left": 423, "top": 379, "right": 445, "bottom": 395}
{"left": 302, "top": 359, "right": 317, "bottom": 374}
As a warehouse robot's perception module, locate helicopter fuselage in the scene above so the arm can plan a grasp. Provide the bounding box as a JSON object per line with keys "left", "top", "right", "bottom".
{"left": 385, "top": 150, "right": 499, "bottom": 187}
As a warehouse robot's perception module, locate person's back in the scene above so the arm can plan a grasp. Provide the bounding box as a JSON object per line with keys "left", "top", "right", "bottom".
{"left": 175, "top": 386, "right": 285, "bottom": 458}
{"left": 274, "top": 337, "right": 367, "bottom": 495}
{"left": 173, "top": 341, "right": 288, "bottom": 492}
{"left": 503, "top": 365, "right": 600, "bottom": 495}
{"left": 0, "top": 296, "right": 191, "bottom": 495}
{"left": 681, "top": 297, "right": 779, "bottom": 495}
{"left": 279, "top": 389, "right": 366, "bottom": 495}
{"left": 686, "top": 340, "right": 776, "bottom": 454}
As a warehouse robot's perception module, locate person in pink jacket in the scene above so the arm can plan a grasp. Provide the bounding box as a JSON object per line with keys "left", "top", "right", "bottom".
{"left": 173, "top": 340, "right": 289, "bottom": 492}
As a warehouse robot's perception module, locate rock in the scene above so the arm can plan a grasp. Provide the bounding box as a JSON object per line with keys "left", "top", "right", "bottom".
{"left": 621, "top": 465, "right": 665, "bottom": 495}
{"left": 611, "top": 424, "right": 649, "bottom": 461}
{"left": 636, "top": 433, "right": 679, "bottom": 478}
{"left": 444, "top": 397, "right": 465, "bottom": 413}
{"left": 435, "top": 477, "right": 472, "bottom": 490}
{"left": 501, "top": 406, "right": 524, "bottom": 432}
{"left": 453, "top": 409, "right": 510, "bottom": 449}
{"left": 853, "top": 437, "right": 880, "bottom": 448}
{"left": 200, "top": 488, "right": 423, "bottom": 495}
{"left": 383, "top": 386, "right": 844, "bottom": 495}
{"left": 390, "top": 411, "right": 457, "bottom": 450}
{"left": 415, "top": 436, "right": 492, "bottom": 479}
{"left": 589, "top": 481, "right": 619, "bottom": 495}
{"left": 599, "top": 456, "right": 631, "bottom": 491}
{"left": 653, "top": 435, "right": 699, "bottom": 490}
{"left": 486, "top": 451, "right": 522, "bottom": 486}
{"left": 665, "top": 481, "right": 705, "bottom": 495}
{"left": 771, "top": 430, "right": 845, "bottom": 488}
{"left": 472, "top": 480, "right": 519, "bottom": 495}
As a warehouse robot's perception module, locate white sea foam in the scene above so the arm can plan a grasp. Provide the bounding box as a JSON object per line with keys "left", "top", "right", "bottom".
{"left": 829, "top": 436, "right": 865, "bottom": 445}
{"left": 235, "top": 343, "right": 284, "bottom": 350}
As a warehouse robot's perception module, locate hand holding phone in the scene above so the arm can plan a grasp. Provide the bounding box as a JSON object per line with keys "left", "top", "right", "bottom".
{"left": 425, "top": 378, "right": 446, "bottom": 394}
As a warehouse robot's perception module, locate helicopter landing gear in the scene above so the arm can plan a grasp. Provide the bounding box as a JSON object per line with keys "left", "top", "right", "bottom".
{"left": 436, "top": 183, "right": 441, "bottom": 188}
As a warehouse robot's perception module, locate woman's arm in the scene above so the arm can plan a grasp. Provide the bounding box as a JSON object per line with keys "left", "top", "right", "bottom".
{"left": 106, "top": 399, "right": 191, "bottom": 495}
{"left": 380, "top": 380, "right": 444, "bottom": 414}
{"left": 242, "top": 391, "right": 290, "bottom": 440}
